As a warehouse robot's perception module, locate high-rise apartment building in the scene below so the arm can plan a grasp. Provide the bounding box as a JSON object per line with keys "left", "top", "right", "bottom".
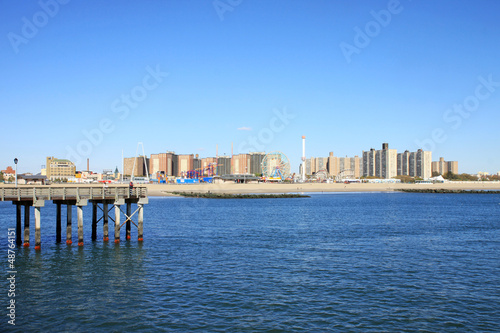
{"left": 431, "top": 157, "right": 458, "bottom": 175}
{"left": 397, "top": 149, "right": 432, "bottom": 179}
{"left": 362, "top": 143, "right": 397, "bottom": 179}
{"left": 328, "top": 152, "right": 362, "bottom": 178}
{"left": 302, "top": 157, "right": 328, "bottom": 176}
{"left": 193, "top": 154, "right": 201, "bottom": 173}
{"left": 249, "top": 152, "right": 265, "bottom": 176}
{"left": 177, "top": 154, "right": 194, "bottom": 177}
{"left": 397, "top": 150, "right": 411, "bottom": 176}
{"left": 217, "top": 156, "right": 231, "bottom": 175}
{"left": 232, "top": 154, "right": 252, "bottom": 174}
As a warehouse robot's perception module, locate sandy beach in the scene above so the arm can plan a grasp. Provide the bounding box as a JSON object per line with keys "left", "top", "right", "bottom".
{"left": 143, "top": 181, "right": 500, "bottom": 196}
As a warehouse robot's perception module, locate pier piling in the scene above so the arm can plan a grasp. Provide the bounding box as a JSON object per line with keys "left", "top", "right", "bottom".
{"left": 16, "top": 204, "right": 22, "bottom": 246}
{"left": 126, "top": 202, "right": 131, "bottom": 240}
{"left": 138, "top": 203, "right": 144, "bottom": 241}
{"left": 77, "top": 205, "right": 84, "bottom": 246}
{"left": 34, "top": 206, "right": 41, "bottom": 250}
{"left": 114, "top": 202, "right": 121, "bottom": 243}
{"left": 23, "top": 204, "right": 30, "bottom": 247}
{"left": 92, "top": 202, "right": 97, "bottom": 241}
{"left": 56, "top": 203, "right": 61, "bottom": 243}
{"left": 103, "top": 203, "right": 109, "bottom": 242}
{"left": 66, "top": 204, "right": 72, "bottom": 244}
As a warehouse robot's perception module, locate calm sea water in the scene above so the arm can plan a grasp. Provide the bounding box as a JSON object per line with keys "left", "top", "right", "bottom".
{"left": 1, "top": 192, "right": 499, "bottom": 332}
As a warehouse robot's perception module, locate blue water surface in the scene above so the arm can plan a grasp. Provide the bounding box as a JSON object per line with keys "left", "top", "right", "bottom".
{"left": 1, "top": 192, "right": 499, "bottom": 332}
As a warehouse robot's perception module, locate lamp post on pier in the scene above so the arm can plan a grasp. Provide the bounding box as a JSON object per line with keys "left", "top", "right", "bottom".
{"left": 14, "top": 158, "right": 18, "bottom": 188}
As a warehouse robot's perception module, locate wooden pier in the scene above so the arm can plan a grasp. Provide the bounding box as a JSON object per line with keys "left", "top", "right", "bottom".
{"left": 1, "top": 186, "right": 148, "bottom": 250}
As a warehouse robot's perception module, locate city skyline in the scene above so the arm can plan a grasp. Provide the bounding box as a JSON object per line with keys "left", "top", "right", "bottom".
{"left": 2, "top": 1, "right": 499, "bottom": 174}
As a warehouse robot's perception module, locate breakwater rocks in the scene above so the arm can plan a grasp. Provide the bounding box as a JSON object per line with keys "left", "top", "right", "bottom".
{"left": 397, "top": 189, "right": 500, "bottom": 194}
{"left": 171, "top": 192, "right": 310, "bottom": 199}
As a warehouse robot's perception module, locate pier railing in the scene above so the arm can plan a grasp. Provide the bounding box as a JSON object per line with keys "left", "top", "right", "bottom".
{"left": 0, "top": 186, "right": 147, "bottom": 202}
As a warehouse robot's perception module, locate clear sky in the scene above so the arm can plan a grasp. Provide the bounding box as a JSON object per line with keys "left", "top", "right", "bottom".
{"left": 1, "top": 0, "right": 499, "bottom": 175}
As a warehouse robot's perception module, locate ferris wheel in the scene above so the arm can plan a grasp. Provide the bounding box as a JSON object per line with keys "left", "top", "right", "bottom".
{"left": 261, "top": 151, "right": 291, "bottom": 180}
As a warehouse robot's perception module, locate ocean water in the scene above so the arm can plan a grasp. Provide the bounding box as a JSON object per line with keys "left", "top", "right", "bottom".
{"left": 1, "top": 192, "right": 499, "bottom": 332}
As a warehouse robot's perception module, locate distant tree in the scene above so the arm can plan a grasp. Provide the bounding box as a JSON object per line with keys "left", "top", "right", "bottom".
{"left": 432, "top": 171, "right": 440, "bottom": 177}
{"left": 444, "top": 172, "right": 478, "bottom": 181}
{"left": 7, "top": 176, "right": 14, "bottom": 183}
{"left": 443, "top": 171, "right": 457, "bottom": 180}
{"left": 0, "top": 172, "right": 4, "bottom": 182}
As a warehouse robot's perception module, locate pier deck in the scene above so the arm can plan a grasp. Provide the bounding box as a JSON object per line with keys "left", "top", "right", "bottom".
{"left": 1, "top": 186, "right": 148, "bottom": 249}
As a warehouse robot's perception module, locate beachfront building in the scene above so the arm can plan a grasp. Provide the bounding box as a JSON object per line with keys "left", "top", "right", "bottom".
{"left": 249, "top": 152, "right": 266, "bottom": 176}
{"left": 302, "top": 157, "right": 329, "bottom": 177}
{"left": 327, "top": 152, "right": 362, "bottom": 178}
{"left": 217, "top": 156, "right": 231, "bottom": 176}
{"left": 177, "top": 154, "right": 194, "bottom": 177}
{"left": 193, "top": 154, "right": 201, "bottom": 173}
{"left": 362, "top": 143, "right": 397, "bottom": 179}
{"left": 397, "top": 149, "right": 432, "bottom": 179}
{"left": 397, "top": 150, "right": 411, "bottom": 176}
{"left": 232, "top": 154, "right": 251, "bottom": 174}
{"left": 46, "top": 156, "right": 76, "bottom": 181}
{"left": 149, "top": 151, "right": 187, "bottom": 178}
{"left": 432, "top": 157, "right": 458, "bottom": 175}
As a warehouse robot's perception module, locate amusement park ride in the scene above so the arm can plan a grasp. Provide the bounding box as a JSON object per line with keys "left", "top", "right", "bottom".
{"left": 179, "top": 151, "right": 292, "bottom": 182}
{"left": 261, "top": 151, "right": 291, "bottom": 181}
{"left": 185, "top": 163, "right": 218, "bottom": 179}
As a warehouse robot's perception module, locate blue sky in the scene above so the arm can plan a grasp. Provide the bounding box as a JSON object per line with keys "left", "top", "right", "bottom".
{"left": 1, "top": 0, "right": 499, "bottom": 175}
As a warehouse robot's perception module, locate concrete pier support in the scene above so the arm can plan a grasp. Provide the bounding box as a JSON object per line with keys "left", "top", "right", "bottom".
{"left": 56, "top": 203, "right": 62, "bottom": 243}
{"left": 92, "top": 202, "right": 97, "bottom": 241}
{"left": 23, "top": 205, "right": 30, "bottom": 247}
{"left": 138, "top": 204, "right": 144, "bottom": 241}
{"left": 77, "top": 206, "right": 84, "bottom": 246}
{"left": 34, "top": 206, "right": 41, "bottom": 250}
{"left": 114, "top": 204, "right": 121, "bottom": 243}
{"left": 103, "top": 203, "right": 109, "bottom": 241}
{"left": 126, "top": 202, "right": 131, "bottom": 240}
{"left": 66, "top": 204, "right": 72, "bottom": 244}
{"left": 16, "top": 204, "right": 22, "bottom": 246}
{"left": 5, "top": 186, "right": 147, "bottom": 247}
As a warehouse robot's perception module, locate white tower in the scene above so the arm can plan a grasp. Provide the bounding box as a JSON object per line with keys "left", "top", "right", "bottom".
{"left": 301, "top": 136, "right": 306, "bottom": 181}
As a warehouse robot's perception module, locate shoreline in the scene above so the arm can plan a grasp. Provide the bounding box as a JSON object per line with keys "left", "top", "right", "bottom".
{"left": 144, "top": 182, "right": 500, "bottom": 196}
{"left": 2, "top": 182, "right": 500, "bottom": 197}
